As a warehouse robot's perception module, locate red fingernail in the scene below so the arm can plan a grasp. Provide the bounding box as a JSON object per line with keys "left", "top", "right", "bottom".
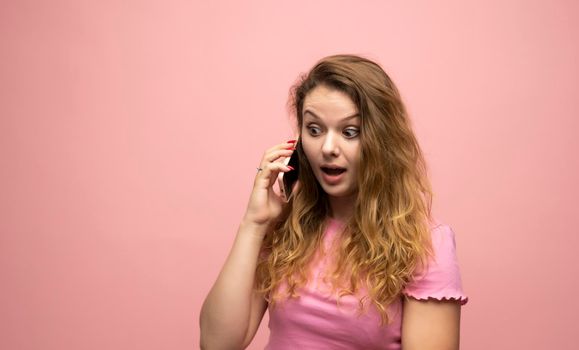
{"left": 287, "top": 140, "right": 296, "bottom": 143}
{"left": 287, "top": 165, "right": 294, "bottom": 170}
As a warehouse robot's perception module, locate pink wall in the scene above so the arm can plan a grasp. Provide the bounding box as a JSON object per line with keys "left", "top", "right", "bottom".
{"left": 1, "top": 1, "right": 578, "bottom": 349}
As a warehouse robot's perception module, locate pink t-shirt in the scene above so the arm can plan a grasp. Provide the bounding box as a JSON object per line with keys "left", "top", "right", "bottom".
{"left": 265, "top": 218, "right": 468, "bottom": 350}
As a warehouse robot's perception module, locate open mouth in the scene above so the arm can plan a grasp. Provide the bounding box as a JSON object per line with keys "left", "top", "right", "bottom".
{"left": 321, "top": 167, "right": 346, "bottom": 175}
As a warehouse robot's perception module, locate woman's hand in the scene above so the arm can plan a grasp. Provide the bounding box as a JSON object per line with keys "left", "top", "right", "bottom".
{"left": 242, "top": 140, "right": 297, "bottom": 232}
{"left": 200, "top": 141, "right": 298, "bottom": 349}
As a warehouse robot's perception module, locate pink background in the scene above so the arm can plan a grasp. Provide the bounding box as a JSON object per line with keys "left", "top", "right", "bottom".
{"left": 1, "top": 1, "right": 578, "bottom": 349}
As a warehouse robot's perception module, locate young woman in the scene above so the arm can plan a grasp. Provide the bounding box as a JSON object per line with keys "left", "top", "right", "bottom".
{"left": 200, "top": 54, "right": 468, "bottom": 350}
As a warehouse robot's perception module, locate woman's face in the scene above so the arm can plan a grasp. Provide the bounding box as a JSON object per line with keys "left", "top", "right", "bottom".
{"left": 301, "top": 85, "right": 361, "bottom": 200}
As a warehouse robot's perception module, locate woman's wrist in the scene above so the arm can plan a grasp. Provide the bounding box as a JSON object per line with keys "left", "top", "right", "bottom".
{"left": 238, "top": 217, "right": 270, "bottom": 240}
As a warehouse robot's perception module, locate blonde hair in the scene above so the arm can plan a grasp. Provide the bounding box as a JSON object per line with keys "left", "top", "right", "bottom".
{"left": 255, "top": 54, "right": 434, "bottom": 325}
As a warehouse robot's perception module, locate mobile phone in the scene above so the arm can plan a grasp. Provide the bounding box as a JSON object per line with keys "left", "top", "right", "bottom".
{"left": 277, "top": 138, "right": 300, "bottom": 202}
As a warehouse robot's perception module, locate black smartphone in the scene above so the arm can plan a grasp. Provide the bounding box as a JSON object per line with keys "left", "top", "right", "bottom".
{"left": 278, "top": 138, "right": 300, "bottom": 202}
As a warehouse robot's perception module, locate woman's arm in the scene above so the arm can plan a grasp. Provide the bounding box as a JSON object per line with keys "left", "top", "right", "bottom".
{"left": 199, "top": 140, "right": 297, "bottom": 349}
{"left": 401, "top": 297, "right": 462, "bottom": 350}
{"left": 199, "top": 220, "right": 269, "bottom": 350}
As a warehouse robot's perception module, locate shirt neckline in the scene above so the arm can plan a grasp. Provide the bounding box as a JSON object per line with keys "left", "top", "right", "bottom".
{"left": 328, "top": 217, "right": 346, "bottom": 225}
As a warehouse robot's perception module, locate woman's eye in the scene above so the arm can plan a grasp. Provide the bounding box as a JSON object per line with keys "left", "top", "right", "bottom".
{"left": 307, "top": 126, "right": 321, "bottom": 135}
{"left": 306, "top": 125, "right": 359, "bottom": 138}
{"left": 343, "top": 128, "right": 360, "bottom": 138}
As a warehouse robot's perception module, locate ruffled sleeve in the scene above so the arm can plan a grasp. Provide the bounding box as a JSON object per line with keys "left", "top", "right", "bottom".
{"left": 403, "top": 223, "right": 468, "bottom": 305}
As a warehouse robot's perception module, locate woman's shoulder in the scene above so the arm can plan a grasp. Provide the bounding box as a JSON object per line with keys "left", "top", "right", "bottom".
{"left": 428, "top": 220, "right": 458, "bottom": 253}
{"left": 403, "top": 219, "right": 468, "bottom": 305}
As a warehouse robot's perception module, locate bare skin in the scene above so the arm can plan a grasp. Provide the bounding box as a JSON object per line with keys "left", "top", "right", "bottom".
{"left": 301, "top": 85, "right": 361, "bottom": 221}
{"left": 402, "top": 297, "right": 461, "bottom": 350}
{"left": 199, "top": 140, "right": 296, "bottom": 349}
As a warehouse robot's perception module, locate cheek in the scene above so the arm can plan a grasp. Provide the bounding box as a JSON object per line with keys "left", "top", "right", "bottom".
{"left": 304, "top": 153, "right": 320, "bottom": 176}
{"left": 300, "top": 140, "right": 315, "bottom": 162}
{"left": 303, "top": 152, "right": 316, "bottom": 170}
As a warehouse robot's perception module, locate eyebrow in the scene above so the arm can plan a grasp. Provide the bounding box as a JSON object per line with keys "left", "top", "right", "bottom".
{"left": 303, "top": 110, "right": 360, "bottom": 122}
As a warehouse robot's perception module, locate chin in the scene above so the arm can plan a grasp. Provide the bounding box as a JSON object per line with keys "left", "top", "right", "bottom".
{"left": 321, "top": 185, "right": 356, "bottom": 198}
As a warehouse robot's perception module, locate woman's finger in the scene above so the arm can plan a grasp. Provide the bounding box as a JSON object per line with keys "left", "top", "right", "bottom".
{"left": 254, "top": 159, "right": 294, "bottom": 187}
{"left": 263, "top": 140, "right": 297, "bottom": 156}
{"left": 263, "top": 148, "right": 295, "bottom": 164}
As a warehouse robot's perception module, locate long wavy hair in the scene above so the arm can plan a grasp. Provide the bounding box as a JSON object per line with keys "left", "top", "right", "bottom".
{"left": 255, "top": 54, "right": 434, "bottom": 325}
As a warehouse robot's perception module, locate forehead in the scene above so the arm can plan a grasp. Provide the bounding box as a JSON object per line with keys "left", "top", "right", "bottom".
{"left": 302, "top": 85, "right": 358, "bottom": 119}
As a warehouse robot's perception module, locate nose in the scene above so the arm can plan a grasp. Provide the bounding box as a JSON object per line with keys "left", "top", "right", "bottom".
{"left": 321, "top": 131, "right": 340, "bottom": 158}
